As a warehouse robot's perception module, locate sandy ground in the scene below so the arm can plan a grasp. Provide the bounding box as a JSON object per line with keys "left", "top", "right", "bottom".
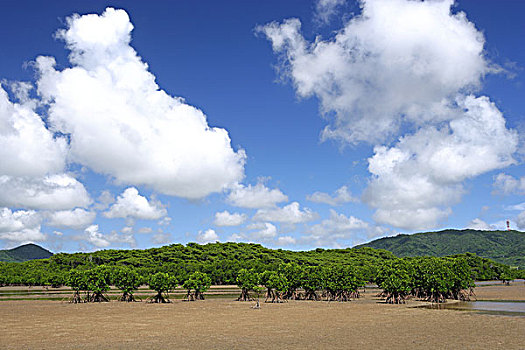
{"left": 474, "top": 282, "right": 525, "bottom": 301}
{"left": 1, "top": 284, "right": 523, "bottom": 349}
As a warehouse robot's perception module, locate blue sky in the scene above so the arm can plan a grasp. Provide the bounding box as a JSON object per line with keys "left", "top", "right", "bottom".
{"left": 0, "top": 0, "right": 523, "bottom": 252}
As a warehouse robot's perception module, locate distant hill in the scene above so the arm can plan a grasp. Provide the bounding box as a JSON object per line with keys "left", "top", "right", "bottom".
{"left": 0, "top": 244, "right": 53, "bottom": 262}
{"left": 355, "top": 229, "right": 525, "bottom": 269}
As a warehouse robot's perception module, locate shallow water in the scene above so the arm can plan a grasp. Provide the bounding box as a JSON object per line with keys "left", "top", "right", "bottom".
{"left": 475, "top": 279, "right": 525, "bottom": 286}
{"left": 424, "top": 300, "right": 525, "bottom": 317}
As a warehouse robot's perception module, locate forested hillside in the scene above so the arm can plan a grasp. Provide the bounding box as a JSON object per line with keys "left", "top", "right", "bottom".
{"left": 0, "top": 244, "right": 53, "bottom": 263}
{"left": 355, "top": 229, "right": 525, "bottom": 269}
{"left": 0, "top": 242, "right": 519, "bottom": 287}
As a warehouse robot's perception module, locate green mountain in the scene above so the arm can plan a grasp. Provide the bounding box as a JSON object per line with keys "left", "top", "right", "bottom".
{"left": 355, "top": 229, "right": 525, "bottom": 269}
{"left": 0, "top": 243, "right": 53, "bottom": 262}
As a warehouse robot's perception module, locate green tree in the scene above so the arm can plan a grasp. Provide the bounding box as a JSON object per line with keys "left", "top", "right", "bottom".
{"left": 279, "top": 263, "right": 302, "bottom": 300}
{"left": 66, "top": 269, "right": 89, "bottom": 303}
{"left": 113, "top": 267, "right": 142, "bottom": 302}
{"left": 45, "top": 272, "right": 66, "bottom": 288}
{"left": 300, "top": 265, "right": 323, "bottom": 301}
{"left": 183, "top": 271, "right": 211, "bottom": 301}
{"left": 148, "top": 272, "right": 177, "bottom": 303}
{"left": 376, "top": 259, "right": 414, "bottom": 304}
{"left": 447, "top": 258, "right": 475, "bottom": 300}
{"left": 236, "top": 268, "right": 259, "bottom": 301}
{"left": 496, "top": 264, "right": 514, "bottom": 285}
{"left": 86, "top": 265, "right": 111, "bottom": 302}
{"left": 322, "top": 265, "right": 364, "bottom": 301}
{"left": 260, "top": 270, "right": 288, "bottom": 303}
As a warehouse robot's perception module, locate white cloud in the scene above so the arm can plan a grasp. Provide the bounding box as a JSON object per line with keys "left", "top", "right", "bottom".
{"left": 467, "top": 218, "right": 494, "bottom": 231}
{"left": 302, "top": 209, "right": 386, "bottom": 247}
{"left": 363, "top": 96, "right": 517, "bottom": 230}
{"left": 47, "top": 208, "right": 96, "bottom": 230}
{"left": 493, "top": 173, "right": 525, "bottom": 195}
{"left": 259, "top": 0, "right": 490, "bottom": 145}
{"left": 307, "top": 209, "right": 368, "bottom": 239}
{"left": 506, "top": 202, "right": 525, "bottom": 212}
{"left": 0, "top": 174, "right": 92, "bottom": 210}
{"left": 137, "top": 227, "right": 152, "bottom": 234}
{"left": 213, "top": 210, "right": 247, "bottom": 227}
{"left": 104, "top": 187, "right": 167, "bottom": 220}
{"left": 314, "top": 0, "right": 346, "bottom": 25}
{"left": 253, "top": 202, "right": 318, "bottom": 224}
{"left": 0, "top": 85, "right": 67, "bottom": 177}
{"left": 93, "top": 190, "right": 114, "bottom": 210}
{"left": 121, "top": 226, "right": 133, "bottom": 234}
{"left": 516, "top": 212, "right": 525, "bottom": 230}
{"left": 152, "top": 232, "right": 172, "bottom": 245}
{"left": 0, "top": 208, "right": 46, "bottom": 243}
{"left": 227, "top": 182, "right": 288, "bottom": 208}
{"left": 306, "top": 185, "right": 357, "bottom": 206}
{"left": 276, "top": 235, "right": 296, "bottom": 245}
{"left": 196, "top": 228, "right": 219, "bottom": 244}
{"left": 247, "top": 222, "right": 278, "bottom": 240}
{"left": 227, "top": 233, "right": 244, "bottom": 242}
{"left": 260, "top": 0, "right": 517, "bottom": 231}
{"left": 83, "top": 224, "right": 135, "bottom": 248}
{"left": 157, "top": 217, "right": 172, "bottom": 226}
{"left": 35, "top": 8, "right": 245, "bottom": 199}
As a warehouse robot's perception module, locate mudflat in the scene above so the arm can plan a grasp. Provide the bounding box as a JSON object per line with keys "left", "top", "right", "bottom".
{"left": 1, "top": 284, "right": 523, "bottom": 349}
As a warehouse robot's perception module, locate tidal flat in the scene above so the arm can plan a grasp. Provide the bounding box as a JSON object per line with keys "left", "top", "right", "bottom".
{"left": 0, "top": 283, "right": 523, "bottom": 349}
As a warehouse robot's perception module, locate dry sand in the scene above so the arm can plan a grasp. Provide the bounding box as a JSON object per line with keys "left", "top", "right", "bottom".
{"left": 474, "top": 282, "right": 525, "bottom": 301}
{"left": 1, "top": 283, "right": 523, "bottom": 349}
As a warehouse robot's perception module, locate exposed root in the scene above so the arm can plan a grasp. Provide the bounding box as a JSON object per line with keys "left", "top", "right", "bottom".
{"left": 183, "top": 290, "right": 205, "bottom": 301}
{"left": 303, "top": 290, "right": 320, "bottom": 301}
{"left": 384, "top": 292, "right": 409, "bottom": 304}
{"left": 70, "top": 290, "right": 83, "bottom": 304}
{"left": 236, "top": 289, "right": 253, "bottom": 301}
{"left": 88, "top": 292, "right": 109, "bottom": 302}
{"left": 118, "top": 292, "right": 138, "bottom": 302}
{"left": 147, "top": 292, "right": 171, "bottom": 303}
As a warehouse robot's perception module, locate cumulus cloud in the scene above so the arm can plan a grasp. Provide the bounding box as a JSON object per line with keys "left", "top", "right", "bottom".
{"left": 137, "top": 227, "right": 152, "bottom": 234}
{"left": 93, "top": 190, "right": 114, "bottom": 211}
{"left": 152, "top": 231, "right": 172, "bottom": 245}
{"left": 0, "top": 85, "right": 67, "bottom": 177}
{"left": 276, "top": 235, "right": 296, "bottom": 245}
{"left": 0, "top": 208, "right": 46, "bottom": 243}
{"left": 0, "top": 174, "right": 91, "bottom": 210}
{"left": 34, "top": 8, "right": 245, "bottom": 199}
{"left": 247, "top": 222, "right": 278, "bottom": 240}
{"left": 227, "top": 182, "right": 288, "bottom": 209}
{"left": 83, "top": 224, "right": 135, "bottom": 248}
{"left": 506, "top": 202, "right": 525, "bottom": 212}
{"left": 260, "top": 1, "right": 517, "bottom": 230}
{"left": 467, "top": 218, "right": 495, "bottom": 231}
{"left": 0, "top": 83, "right": 91, "bottom": 212}
{"left": 121, "top": 226, "right": 133, "bottom": 234}
{"left": 315, "top": 0, "right": 346, "bottom": 25}
{"left": 302, "top": 209, "right": 388, "bottom": 247}
{"left": 305, "top": 209, "right": 368, "bottom": 243}
{"left": 516, "top": 212, "right": 525, "bottom": 230}
{"left": 493, "top": 173, "right": 525, "bottom": 195}
{"left": 307, "top": 185, "right": 357, "bottom": 206}
{"left": 157, "top": 217, "right": 172, "bottom": 226}
{"left": 259, "top": 0, "right": 490, "bottom": 144}
{"left": 47, "top": 208, "right": 96, "bottom": 230}
{"left": 104, "top": 187, "right": 167, "bottom": 220}
{"left": 363, "top": 96, "right": 517, "bottom": 229}
{"left": 214, "top": 210, "right": 247, "bottom": 227}
{"left": 196, "top": 229, "right": 219, "bottom": 244}
{"left": 253, "top": 202, "right": 318, "bottom": 224}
